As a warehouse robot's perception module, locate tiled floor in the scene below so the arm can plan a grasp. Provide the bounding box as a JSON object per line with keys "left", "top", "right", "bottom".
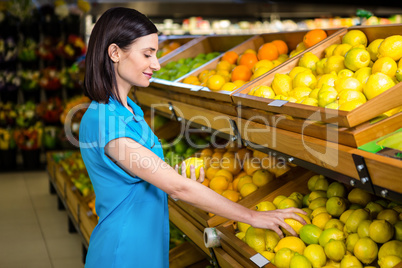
{"left": 0, "top": 170, "right": 85, "bottom": 268}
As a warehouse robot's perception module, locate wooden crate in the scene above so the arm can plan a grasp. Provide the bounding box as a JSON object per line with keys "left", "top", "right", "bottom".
{"left": 232, "top": 24, "right": 402, "bottom": 147}
{"left": 213, "top": 171, "right": 315, "bottom": 268}
{"left": 170, "top": 165, "right": 310, "bottom": 229}
{"left": 54, "top": 165, "right": 68, "bottom": 199}
{"left": 78, "top": 197, "right": 98, "bottom": 245}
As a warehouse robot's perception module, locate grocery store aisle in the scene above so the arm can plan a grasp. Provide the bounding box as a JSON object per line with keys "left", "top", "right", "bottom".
{"left": 0, "top": 170, "right": 85, "bottom": 268}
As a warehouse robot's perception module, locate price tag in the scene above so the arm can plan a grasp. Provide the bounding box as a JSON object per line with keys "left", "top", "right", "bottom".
{"left": 250, "top": 253, "right": 270, "bottom": 267}
{"left": 268, "top": 100, "right": 288, "bottom": 107}
{"left": 190, "top": 86, "right": 203, "bottom": 92}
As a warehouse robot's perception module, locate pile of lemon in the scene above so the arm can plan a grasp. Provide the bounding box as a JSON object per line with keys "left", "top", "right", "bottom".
{"left": 182, "top": 40, "right": 292, "bottom": 92}
{"left": 184, "top": 146, "right": 291, "bottom": 214}
{"left": 236, "top": 174, "right": 402, "bottom": 268}
{"left": 249, "top": 30, "right": 402, "bottom": 113}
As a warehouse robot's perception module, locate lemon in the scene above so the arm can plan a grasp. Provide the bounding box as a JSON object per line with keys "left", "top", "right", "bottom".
{"left": 283, "top": 213, "right": 312, "bottom": 235}
{"left": 365, "top": 202, "right": 384, "bottom": 218}
{"left": 372, "top": 56, "right": 397, "bottom": 77}
{"left": 309, "top": 197, "right": 329, "bottom": 211}
{"left": 346, "top": 233, "right": 360, "bottom": 253}
{"left": 245, "top": 227, "right": 267, "bottom": 253}
{"left": 265, "top": 229, "right": 281, "bottom": 252}
{"left": 377, "top": 35, "right": 402, "bottom": 61}
{"left": 325, "top": 102, "right": 339, "bottom": 110}
{"left": 183, "top": 157, "right": 204, "bottom": 179}
{"left": 273, "top": 195, "right": 288, "bottom": 208}
{"left": 353, "top": 67, "right": 372, "bottom": 85}
{"left": 316, "top": 72, "right": 338, "bottom": 88}
{"left": 290, "top": 253, "right": 313, "bottom": 268}
{"left": 293, "top": 71, "right": 318, "bottom": 89}
{"left": 301, "top": 97, "right": 319, "bottom": 106}
{"left": 255, "top": 201, "right": 276, "bottom": 212}
{"left": 378, "top": 240, "right": 402, "bottom": 259}
{"left": 240, "top": 183, "right": 258, "bottom": 197}
{"left": 337, "top": 90, "right": 367, "bottom": 107}
{"left": 309, "top": 191, "right": 328, "bottom": 203}
{"left": 314, "top": 177, "right": 329, "bottom": 191}
{"left": 333, "top": 43, "right": 353, "bottom": 57}
{"left": 309, "top": 88, "right": 320, "bottom": 99}
{"left": 338, "top": 69, "right": 354, "bottom": 78}
{"left": 302, "top": 208, "right": 313, "bottom": 218}
{"left": 340, "top": 209, "right": 355, "bottom": 224}
{"left": 237, "top": 221, "right": 251, "bottom": 232}
{"left": 396, "top": 67, "right": 402, "bottom": 82}
{"left": 313, "top": 212, "right": 332, "bottom": 230}
{"left": 252, "top": 59, "right": 274, "bottom": 73}
{"left": 325, "top": 55, "right": 345, "bottom": 74}
{"left": 278, "top": 198, "right": 300, "bottom": 209}
{"left": 304, "top": 244, "right": 327, "bottom": 267}
{"left": 272, "top": 73, "right": 292, "bottom": 96}
{"left": 335, "top": 77, "right": 363, "bottom": 93}
{"left": 235, "top": 231, "right": 246, "bottom": 240}
{"left": 367, "top": 38, "right": 384, "bottom": 61}
{"left": 340, "top": 255, "right": 363, "bottom": 268}
{"left": 324, "top": 44, "right": 338, "bottom": 58}
{"left": 353, "top": 237, "right": 378, "bottom": 265}
{"left": 325, "top": 239, "right": 346, "bottom": 262}
{"left": 289, "top": 87, "right": 313, "bottom": 101}
{"left": 274, "top": 236, "right": 306, "bottom": 254}
{"left": 311, "top": 206, "right": 329, "bottom": 219}
{"left": 326, "top": 196, "right": 347, "bottom": 217}
{"left": 378, "top": 255, "right": 402, "bottom": 268}
{"left": 300, "top": 224, "right": 323, "bottom": 245}
{"left": 319, "top": 227, "right": 346, "bottom": 247}
{"left": 345, "top": 208, "right": 370, "bottom": 233}
{"left": 344, "top": 47, "right": 371, "bottom": 72}
{"left": 368, "top": 219, "right": 394, "bottom": 244}
{"left": 252, "top": 169, "right": 274, "bottom": 187}
{"left": 273, "top": 248, "right": 295, "bottom": 268}
{"left": 327, "top": 181, "right": 346, "bottom": 198}
{"left": 299, "top": 52, "right": 320, "bottom": 72}
{"left": 206, "top": 74, "right": 226, "bottom": 91}
{"left": 394, "top": 221, "right": 402, "bottom": 241}
{"left": 308, "top": 174, "right": 325, "bottom": 191}
{"left": 348, "top": 188, "right": 372, "bottom": 207}
{"left": 318, "top": 86, "right": 338, "bottom": 107}
{"left": 289, "top": 66, "right": 312, "bottom": 80}
{"left": 377, "top": 209, "right": 399, "bottom": 225}
{"left": 289, "top": 192, "right": 304, "bottom": 207}
{"left": 325, "top": 259, "right": 342, "bottom": 267}
{"left": 357, "top": 219, "right": 372, "bottom": 238}
{"left": 338, "top": 100, "right": 365, "bottom": 111}
{"left": 342, "top": 30, "right": 368, "bottom": 47}
{"left": 252, "top": 66, "right": 272, "bottom": 80}
{"left": 316, "top": 58, "right": 328, "bottom": 75}
{"left": 324, "top": 218, "right": 345, "bottom": 231}
{"left": 237, "top": 175, "right": 253, "bottom": 191}
{"left": 221, "top": 82, "right": 238, "bottom": 92}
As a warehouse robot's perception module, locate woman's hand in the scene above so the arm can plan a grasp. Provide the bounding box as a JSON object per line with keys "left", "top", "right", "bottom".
{"left": 175, "top": 162, "right": 205, "bottom": 183}
{"left": 250, "top": 208, "right": 307, "bottom": 238}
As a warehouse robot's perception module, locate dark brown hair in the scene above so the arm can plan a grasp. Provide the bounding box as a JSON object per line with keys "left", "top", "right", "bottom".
{"left": 84, "top": 7, "right": 158, "bottom": 103}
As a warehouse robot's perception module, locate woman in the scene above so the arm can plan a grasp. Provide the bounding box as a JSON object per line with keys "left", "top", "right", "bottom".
{"left": 79, "top": 7, "right": 306, "bottom": 268}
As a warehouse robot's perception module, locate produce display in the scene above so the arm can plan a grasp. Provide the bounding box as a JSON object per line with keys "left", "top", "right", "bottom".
{"left": 156, "top": 41, "right": 182, "bottom": 58}
{"left": 234, "top": 174, "right": 402, "bottom": 268}
{"left": 180, "top": 29, "right": 327, "bottom": 92}
{"left": 248, "top": 29, "right": 402, "bottom": 113}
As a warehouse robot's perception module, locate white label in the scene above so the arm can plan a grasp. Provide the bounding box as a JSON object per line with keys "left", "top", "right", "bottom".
{"left": 250, "top": 253, "right": 270, "bottom": 267}
{"left": 268, "top": 100, "right": 288, "bottom": 107}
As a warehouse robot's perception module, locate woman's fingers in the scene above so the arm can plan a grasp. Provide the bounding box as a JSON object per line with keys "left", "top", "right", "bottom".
{"left": 189, "top": 164, "right": 196, "bottom": 180}
{"left": 174, "top": 164, "right": 179, "bottom": 173}
{"left": 181, "top": 161, "right": 187, "bottom": 177}
{"left": 197, "top": 167, "right": 205, "bottom": 183}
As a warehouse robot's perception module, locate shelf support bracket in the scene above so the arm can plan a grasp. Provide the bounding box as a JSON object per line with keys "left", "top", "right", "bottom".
{"left": 168, "top": 102, "right": 181, "bottom": 122}
{"left": 229, "top": 119, "right": 243, "bottom": 147}
{"left": 351, "top": 154, "right": 375, "bottom": 194}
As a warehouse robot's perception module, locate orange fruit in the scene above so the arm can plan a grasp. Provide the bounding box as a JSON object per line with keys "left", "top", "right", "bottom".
{"left": 201, "top": 178, "right": 210, "bottom": 187}
{"left": 210, "top": 151, "right": 223, "bottom": 167}
{"left": 243, "top": 157, "right": 261, "bottom": 176}
{"left": 209, "top": 176, "right": 229, "bottom": 193}
{"left": 236, "top": 147, "right": 253, "bottom": 163}
{"left": 215, "top": 169, "right": 234, "bottom": 183}
{"left": 222, "top": 189, "right": 241, "bottom": 202}
{"left": 303, "top": 29, "right": 328, "bottom": 49}
{"left": 238, "top": 53, "right": 259, "bottom": 70}
{"left": 206, "top": 166, "right": 220, "bottom": 180}
{"left": 272, "top": 40, "right": 289, "bottom": 55}
{"left": 221, "top": 51, "right": 239, "bottom": 65}
{"left": 221, "top": 157, "right": 242, "bottom": 175}
{"left": 257, "top": 42, "right": 279, "bottom": 61}
{"left": 168, "top": 41, "right": 181, "bottom": 50}
{"left": 231, "top": 65, "right": 252, "bottom": 82}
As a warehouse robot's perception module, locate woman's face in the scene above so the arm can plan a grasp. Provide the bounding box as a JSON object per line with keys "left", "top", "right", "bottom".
{"left": 114, "top": 33, "right": 160, "bottom": 89}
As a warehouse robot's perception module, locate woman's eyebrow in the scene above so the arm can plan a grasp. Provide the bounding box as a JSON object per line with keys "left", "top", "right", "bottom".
{"left": 142, "top": 47, "right": 156, "bottom": 51}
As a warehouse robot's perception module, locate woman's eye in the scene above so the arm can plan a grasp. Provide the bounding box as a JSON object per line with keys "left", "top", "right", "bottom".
{"left": 145, "top": 54, "right": 151, "bottom": 58}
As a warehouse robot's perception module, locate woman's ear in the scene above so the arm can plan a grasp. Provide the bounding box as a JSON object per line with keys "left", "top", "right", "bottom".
{"left": 108, "top": 43, "right": 120, "bottom": 63}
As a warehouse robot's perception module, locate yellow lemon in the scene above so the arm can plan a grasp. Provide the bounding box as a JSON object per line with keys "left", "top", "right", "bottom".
{"left": 252, "top": 169, "right": 275, "bottom": 187}
{"left": 261, "top": 251, "right": 276, "bottom": 261}
{"left": 357, "top": 219, "right": 372, "bottom": 238}
{"left": 340, "top": 255, "right": 363, "bottom": 268}
{"left": 299, "top": 52, "right": 320, "bottom": 72}
{"left": 325, "top": 101, "right": 339, "bottom": 109}
{"left": 221, "top": 189, "right": 240, "bottom": 202}
{"left": 220, "top": 82, "right": 238, "bottom": 92}
{"left": 206, "top": 74, "right": 226, "bottom": 91}
{"left": 274, "top": 236, "right": 306, "bottom": 254}
{"left": 304, "top": 244, "right": 327, "bottom": 267}
{"left": 324, "top": 55, "right": 345, "bottom": 74}
{"left": 319, "top": 227, "right": 346, "bottom": 247}
{"left": 345, "top": 208, "right": 370, "bottom": 233}
{"left": 324, "top": 218, "right": 345, "bottom": 231}
{"left": 240, "top": 183, "right": 258, "bottom": 197}
{"left": 377, "top": 209, "right": 399, "bottom": 225}
{"left": 342, "top": 30, "right": 368, "bottom": 47}
{"left": 273, "top": 248, "right": 295, "bottom": 268}
{"left": 272, "top": 73, "right": 292, "bottom": 96}
{"left": 289, "top": 253, "right": 312, "bottom": 268}
{"left": 289, "top": 66, "right": 313, "bottom": 80}
{"left": 396, "top": 67, "right": 402, "bottom": 82}
{"left": 300, "top": 224, "right": 323, "bottom": 245}
{"left": 347, "top": 188, "right": 372, "bottom": 207}
{"left": 309, "top": 88, "right": 320, "bottom": 99}
{"left": 183, "top": 157, "right": 204, "bottom": 179}
{"left": 338, "top": 69, "right": 354, "bottom": 78}
{"left": 363, "top": 72, "right": 396, "bottom": 100}
{"left": 311, "top": 206, "right": 328, "bottom": 219}
{"left": 293, "top": 71, "right": 317, "bottom": 89}
{"left": 333, "top": 43, "right": 353, "bottom": 57}
{"left": 312, "top": 212, "right": 332, "bottom": 230}
{"left": 346, "top": 233, "right": 360, "bottom": 253}
{"left": 325, "top": 239, "right": 346, "bottom": 262}
{"left": 216, "top": 60, "right": 233, "bottom": 72}
{"left": 378, "top": 255, "right": 402, "bottom": 268}
{"left": 265, "top": 229, "right": 281, "bottom": 252}
{"left": 283, "top": 213, "right": 312, "bottom": 235}
{"left": 335, "top": 77, "right": 363, "bottom": 93}
{"left": 252, "top": 59, "right": 274, "bottom": 73}
{"left": 377, "top": 35, "right": 402, "bottom": 61}
{"left": 308, "top": 174, "right": 324, "bottom": 191}
{"left": 316, "top": 58, "right": 328, "bottom": 75}
{"left": 251, "top": 85, "right": 275, "bottom": 99}
{"left": 326, "top": 196, "right": 347, "bottom": 217}
{"left": 316, "top": 72, "right": 338, "bottom": 88}
{"left": 378, "top": 240, "right": 402, "bottom": 259}
{"left": 367, "top": 38, "right": 384, "bottom": 61}
{"left": 301, "top": 97, "right": 319, "bottom": 106}
{"left": 353, "top": 237, "right": 378, "bottom": 265}
{"left": 353, "top": 66, "right": 372, "bottom": 85}
{"left": 273, "top": 195, "right": 287, "bottom": 208}
{"left": 237, "top": 221, "right": 251, "bottom": 232}
{"left": 325, "top": 44, "right": 338, "bottom": 58}
{"left": 317, "top": 85, "right": 338, "bottom": 107}
{"left": 278, "top": 53, "right": 289, "bottom": 63}
{"left": 233, "top": 79, "right": 247, "bottom": 88}
{"left": 278, "top": 197, "right": 300, "bottom": 209}
{"left": 256, "top": 200, "right": 276, "bottom": 211}
{"left": 183, "top": 75, "right": 200, "bottom": 84}
{"left": 369, "top": 219, "right": 394, "bottom": 244}
{"left": 371, "top": 56, "right": 397, "bottom": 77}
{"left": 309, "top": 197, "right": 328, "bottom": 211}
{"left": 235, "top": 231, "right": 246, "bottom": 240}
{"left": 244, "top": 227, "right": 266, "bottom": 253}
{"left": 344, "top": 47, "right": 371, "bottom": 71}
{"left": 237, "top": 175, "right": 253, "bottom": 191}
{"left": 337, "top": 90, "right": 367, "bottom": 105}
{"left": 289, "top": 86, "right": 313, "bottom": 101}
{"left": 394, "top": 220, "right": 402, "bottom": 241}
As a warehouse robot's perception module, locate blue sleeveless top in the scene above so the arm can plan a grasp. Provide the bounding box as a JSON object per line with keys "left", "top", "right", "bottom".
{"left": 79, "top": 97, "right": 169, "bottom": 268}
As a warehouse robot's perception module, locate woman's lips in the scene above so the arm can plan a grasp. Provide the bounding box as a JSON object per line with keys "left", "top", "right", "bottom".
{"left": 144, "top": 72, "right": 153, "bottom": 79}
